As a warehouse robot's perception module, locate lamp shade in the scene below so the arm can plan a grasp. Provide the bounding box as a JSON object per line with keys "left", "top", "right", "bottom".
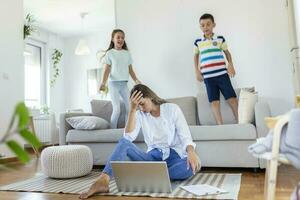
{"left": 75, "top": 39, "right": 90, "bottom": 55}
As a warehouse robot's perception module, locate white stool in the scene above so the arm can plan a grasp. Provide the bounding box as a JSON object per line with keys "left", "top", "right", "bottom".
{"left": 41, "top": 145, "right": 93, "bottom": 178}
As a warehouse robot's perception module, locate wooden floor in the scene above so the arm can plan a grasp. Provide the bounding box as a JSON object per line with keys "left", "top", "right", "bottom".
{"left": 0, "top": 158, "right": 299, "bottom": 200}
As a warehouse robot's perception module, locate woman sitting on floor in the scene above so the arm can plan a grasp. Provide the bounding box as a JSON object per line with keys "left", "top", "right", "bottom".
{"left": 79, "top": 84, "right": 201, "bottom": 199}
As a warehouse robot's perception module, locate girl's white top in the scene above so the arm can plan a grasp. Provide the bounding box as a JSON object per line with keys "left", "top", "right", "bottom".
{"left": 104, "top": 49, "right": 133, "bottom": 81}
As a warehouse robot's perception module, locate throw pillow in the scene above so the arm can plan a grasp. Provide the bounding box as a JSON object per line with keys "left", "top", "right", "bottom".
{"left": 238, "top": 89, "right": 258, "bottom": 124}
{"left": 66, "top": 116, "right": 110, "bottom": 130}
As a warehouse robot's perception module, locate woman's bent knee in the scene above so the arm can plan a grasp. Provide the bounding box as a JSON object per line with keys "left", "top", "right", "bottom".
{"left": 117, "top": 137, "right": 132, "bottom": 148}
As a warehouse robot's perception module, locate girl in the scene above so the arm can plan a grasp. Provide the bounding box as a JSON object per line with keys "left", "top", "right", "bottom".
{"left": 80, "top": 84, "right": 201, "bottom": 199}
{"left": 100, "top": 29, "right": 140, "bottom": 128}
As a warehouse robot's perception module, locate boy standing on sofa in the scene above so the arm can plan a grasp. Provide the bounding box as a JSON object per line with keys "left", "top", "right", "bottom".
{"left": 194, "top": 13, "right": 238, "bottom": 125}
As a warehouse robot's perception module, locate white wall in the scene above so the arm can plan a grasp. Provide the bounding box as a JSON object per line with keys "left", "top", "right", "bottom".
{"left": 0, "top": 0, "right": 24, "bottom": 157}
{"left": 64, "top": 31, "right": 114, "bottom": 112}
{"left": 294, "top": 0, "right": 300, "bottom": 46}
{"left": 48, "top": 35, "right": 65, "bottom": 119}
{"left": 28, "top": 28, "right": 65, "bottom": 120}
{"left": 116, "top": 0, "right": 294, "bottom": 115}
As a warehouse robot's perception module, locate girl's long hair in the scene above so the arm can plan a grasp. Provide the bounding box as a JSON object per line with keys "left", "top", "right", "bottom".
{"left": 101, "top": 29, "right": 128, "bottom": 60}
{"left": 130, "top": 84, "right": 167, "bottom": 105}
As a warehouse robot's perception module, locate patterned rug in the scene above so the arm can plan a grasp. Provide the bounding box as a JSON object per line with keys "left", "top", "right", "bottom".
{"left": 0, "top": 171, "right": 241, "bottom": 199}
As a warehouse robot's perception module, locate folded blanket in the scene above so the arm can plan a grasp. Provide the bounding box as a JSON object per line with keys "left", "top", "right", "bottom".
{"left": 248, "top": 132, "right": 273, "bottom": 154}
{"left": 248, "top": 110, "right": 300, "bottom": 169}
{"left": 285, "top": 109, "right": 300, "bottom": 150}
{"left": 281, "top": 125, "right": 300, "bottom": 169}
{"left": 290, "top": 182, "right": 300, "bottom": 200}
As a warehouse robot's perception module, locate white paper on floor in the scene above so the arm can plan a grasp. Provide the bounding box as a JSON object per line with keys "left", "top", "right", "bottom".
{"left": 180, "top": 184, "right": 228, "bottom": 196}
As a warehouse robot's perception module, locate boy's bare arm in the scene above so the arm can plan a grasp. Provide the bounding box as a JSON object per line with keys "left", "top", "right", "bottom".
{"left": 224, "top": 50, "right": 233, "bottom": 65}
{"left": 224, "top": 50, "right": 236, "bottom": 77}
{"left": 194, "top": 54, "right": 203, "bottom": 82}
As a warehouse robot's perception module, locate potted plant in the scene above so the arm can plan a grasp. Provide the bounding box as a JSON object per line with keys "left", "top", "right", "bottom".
{"left": 24, "top": 14, "right": 36, "bottom": 39}
{"left": 40, "top": 104, "right": 50, "bottom": 115}
{"left": 50, "top": 49, "right": 63, "bottom": 87}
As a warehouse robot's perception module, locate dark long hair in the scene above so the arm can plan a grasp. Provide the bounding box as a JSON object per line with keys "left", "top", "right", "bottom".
{"left": 130, "top": 84, "right": 167, "bottom": 105}
{"left": 101, "top": 29, "right": 128, "bottom": 60}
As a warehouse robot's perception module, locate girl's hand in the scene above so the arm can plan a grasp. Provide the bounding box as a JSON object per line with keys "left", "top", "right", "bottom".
{"left": 99, "top": 83, "right": 106, "bottom": 91}
{"left": 187, "top": 150, "right": 201, "bottom": 174}
{"left": 130, "top": 90, "right": 143, "bottom": 110}
{"left": 135, "top": 79, "right": 141, "bottom": 85}
{"left": 227, "top": 64, "right": 236, "bottom": 78}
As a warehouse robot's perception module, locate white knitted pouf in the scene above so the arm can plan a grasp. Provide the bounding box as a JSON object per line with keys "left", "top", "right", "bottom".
{"left": 41, "top": 145, "right": 93, "bottom": 178}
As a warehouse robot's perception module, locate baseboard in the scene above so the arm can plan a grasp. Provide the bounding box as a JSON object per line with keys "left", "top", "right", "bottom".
{"left": 24, "top": 143, "right": 58, "bottom": 154}
{"left": 0, "top": 156, "right": 19, "bottom": 164}
{"left": 0, "top": 144, "right": 56, "bottom": 164}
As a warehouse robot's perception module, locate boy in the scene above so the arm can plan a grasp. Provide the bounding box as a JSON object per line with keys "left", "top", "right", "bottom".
{"left": 194, "top": 13, "right": 238, "bottom": 125}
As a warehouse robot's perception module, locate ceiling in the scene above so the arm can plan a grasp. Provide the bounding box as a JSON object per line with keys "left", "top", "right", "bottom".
{"left": 24, "top": 0, "right": 115, "bottom": 37}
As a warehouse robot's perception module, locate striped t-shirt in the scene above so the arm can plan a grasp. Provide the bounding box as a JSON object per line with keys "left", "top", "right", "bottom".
{"left": 194, "top": 34, "right": 228, "bottom": 79}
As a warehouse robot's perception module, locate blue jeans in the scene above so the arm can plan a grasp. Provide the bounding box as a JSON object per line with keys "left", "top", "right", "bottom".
{"left": 103, "top": 138, "right": 194, "bottom": 180}
{"left": 108, "top": 81, "right": 130, "bottom": 128}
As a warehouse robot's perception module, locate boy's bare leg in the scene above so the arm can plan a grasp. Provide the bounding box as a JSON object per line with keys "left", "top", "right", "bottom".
{"left": 211, "top": 101, "right": 223, "bottom": 125}
{"left": 227, "top": 97, "right": 238, "bottom": 122}
{"left": 79, "top": 173, "right": 110, "bottom": 199}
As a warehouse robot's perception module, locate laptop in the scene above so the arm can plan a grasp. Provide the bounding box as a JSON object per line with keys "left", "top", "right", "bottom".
{"left": 110, "top": 161, "right": 173, "bottom": 193}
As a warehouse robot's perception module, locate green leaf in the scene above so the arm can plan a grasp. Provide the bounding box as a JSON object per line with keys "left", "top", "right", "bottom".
{"left": 15, "top": 102, "right": 29, "bottom": 130}
{"left": 6, "top": 140, "right": 30, "bottom": 164}
{"left": 25, "top": 14, "right": 30, "bottom": 21}
{"left": 19, "top": 129, "right": 42, "bottom": 149}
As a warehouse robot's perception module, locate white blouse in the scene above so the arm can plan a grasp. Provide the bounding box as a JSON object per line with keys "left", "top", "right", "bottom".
{"left": 124, "top": 103, "right": 196, "bottom": 159}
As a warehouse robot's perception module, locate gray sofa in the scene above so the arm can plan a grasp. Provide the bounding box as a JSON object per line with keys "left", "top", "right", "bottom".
{"left": 60, "top": 90, "right": 271, "bottom": 168}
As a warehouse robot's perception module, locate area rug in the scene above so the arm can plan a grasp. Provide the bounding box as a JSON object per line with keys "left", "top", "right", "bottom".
{"left": 0, "top": 171, "right": 241, "bottom": 199}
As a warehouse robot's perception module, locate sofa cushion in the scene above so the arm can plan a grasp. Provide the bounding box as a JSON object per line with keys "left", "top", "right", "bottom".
{"left": 189, "top": 124, "right": 257, "bottom": 140}
{"left": 66, "top": 116, "right": 110, "bottom": 130}
{"left": 197, "top": 89, "right": 240, "bottom": 125}
{"left": 167, "top": 96, "right": 197, "bottom": 125}
{"left": 66, "top": 129, "right": 145, "bottom": 143}
{"left": 90, "top": 100, "right": 126, "bottom": 128}
{"left": 238, "top": 89, "right": 258, "bottom": 124}
{"left": 67, "top": 124, "right": 256, "bottom": 143}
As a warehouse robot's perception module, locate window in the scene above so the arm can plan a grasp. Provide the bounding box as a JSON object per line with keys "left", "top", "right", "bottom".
{"left": 87, "top": 68, "right": 102, "bottom": 97}
{"left": 87, "top": 68, "right": 112, "bottom": 100}
{"left": 24, "top": 40, "right": 46, "bottom": 109}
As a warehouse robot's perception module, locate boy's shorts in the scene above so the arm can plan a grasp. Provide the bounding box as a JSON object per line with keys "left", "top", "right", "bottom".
{"left": 204, "top": 73, "right": 236, "bottom": 102}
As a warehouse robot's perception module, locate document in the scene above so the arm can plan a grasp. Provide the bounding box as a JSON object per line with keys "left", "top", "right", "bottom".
{"left": 180, "top": 184, "right": 228, "bottom": 196}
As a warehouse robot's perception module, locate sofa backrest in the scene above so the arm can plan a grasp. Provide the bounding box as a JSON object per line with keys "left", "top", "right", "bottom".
{"left": 90, "top": 100, "right": 126, "bottom": 128}
{"left": 91, "top": 96, "right": 198, "bottom": 127}
{"left": 90, "top": 89, "right": 244, "bottom": 127}
{"left": 166, "top": 96, "right": 198, "bottom": 125}
{"left": 197, "top": 89, "right": 240, "bottom": 125}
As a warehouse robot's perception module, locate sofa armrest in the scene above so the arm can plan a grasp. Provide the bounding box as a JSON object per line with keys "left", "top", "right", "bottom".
{"left": 255, "top": 101, "right": 271, "bottom": 138}
{"left": 59, "top": 112, "right": 93, "bottom": 145}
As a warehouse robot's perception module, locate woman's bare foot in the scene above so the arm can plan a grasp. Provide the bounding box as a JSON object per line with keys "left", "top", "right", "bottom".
{"left": 79, "top": 173, "right": 110, "bottom": 199}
